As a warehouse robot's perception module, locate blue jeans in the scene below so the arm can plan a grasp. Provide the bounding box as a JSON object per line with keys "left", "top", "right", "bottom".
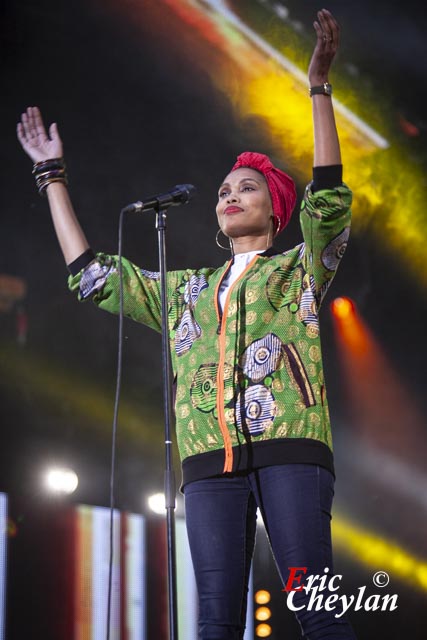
{"left": 184, "top": 464, "right": 357, "bottom": 640}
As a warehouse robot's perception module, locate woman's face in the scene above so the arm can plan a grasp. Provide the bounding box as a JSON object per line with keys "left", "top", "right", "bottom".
{"left": 216, "top": 167, "right": 273, "bottom": 239}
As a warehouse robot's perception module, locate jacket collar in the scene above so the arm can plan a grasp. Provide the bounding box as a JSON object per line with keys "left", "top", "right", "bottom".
{"left": 222, "top": 245, "right": 281, "bottom": 270}
{"left": 259, "top": 245, "right": 281, "bottom": 257}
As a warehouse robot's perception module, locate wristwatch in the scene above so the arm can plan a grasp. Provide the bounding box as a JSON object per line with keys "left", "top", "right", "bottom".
{"left": 309, "top": 83, "right": 332, "bottom": 97}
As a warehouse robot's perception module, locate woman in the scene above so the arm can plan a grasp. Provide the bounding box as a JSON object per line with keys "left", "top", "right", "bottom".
{"left": 17, "top": 8, "right": 357, "bottom": 639}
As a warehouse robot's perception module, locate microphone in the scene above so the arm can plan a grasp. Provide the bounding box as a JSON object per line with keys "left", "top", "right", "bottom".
{"left": 123, "top": 184, "right": 196, "bottom": 214}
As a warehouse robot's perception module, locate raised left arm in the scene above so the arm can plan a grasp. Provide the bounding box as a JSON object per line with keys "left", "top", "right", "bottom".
{"left": 308, "top": 9, "right": 341, "bottom": 167}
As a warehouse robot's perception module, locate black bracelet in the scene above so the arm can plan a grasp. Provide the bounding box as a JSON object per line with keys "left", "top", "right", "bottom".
{"left": 32, "top": 157, "right": 66, "bottom": 173}
{"left": 309, "top": 83, "right": 332, "bottom": 97}
{"left": 33, "top": 157, "right": 68, "bottom": 196}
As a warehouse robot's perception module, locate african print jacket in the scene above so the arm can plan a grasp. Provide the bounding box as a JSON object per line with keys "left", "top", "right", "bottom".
{"left": 68, "top": 182, "right": 352, "bottom": 487}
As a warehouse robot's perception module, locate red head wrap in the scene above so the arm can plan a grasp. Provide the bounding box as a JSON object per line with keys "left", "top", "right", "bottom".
{"left": 231, "top": 151, "right": 297, "bottom": 234}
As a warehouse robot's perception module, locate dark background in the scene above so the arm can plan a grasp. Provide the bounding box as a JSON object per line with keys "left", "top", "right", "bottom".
{"left": 1, "top": 0, "right": 426, "bottom": 638}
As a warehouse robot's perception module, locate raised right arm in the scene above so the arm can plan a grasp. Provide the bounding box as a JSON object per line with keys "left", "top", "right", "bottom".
{"left": 17, "top": 106, "right": 90, "bottom": 265}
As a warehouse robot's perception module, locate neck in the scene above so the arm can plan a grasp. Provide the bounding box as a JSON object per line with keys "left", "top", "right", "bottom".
{"left": 231, "top": 233, "right": 272, "bottom": 255}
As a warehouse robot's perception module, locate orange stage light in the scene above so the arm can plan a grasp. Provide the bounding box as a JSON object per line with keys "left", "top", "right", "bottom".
{"left": 331, "top": 296, "right": 354, "bottom": 320}
{"left": 330, "top": 297, "right": 427, "bottom": 469}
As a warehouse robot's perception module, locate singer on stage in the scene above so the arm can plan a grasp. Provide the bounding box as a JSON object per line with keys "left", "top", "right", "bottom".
{"left": 17, "top": 9, "right": 357, "bottom": 639}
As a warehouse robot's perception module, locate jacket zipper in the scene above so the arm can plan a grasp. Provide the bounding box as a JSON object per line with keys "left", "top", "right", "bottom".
{"left": 214, "top": 255, "right": 260, "bottom": 473}
{"left": 214, "top": 259, "right": 233, "bottom": 329}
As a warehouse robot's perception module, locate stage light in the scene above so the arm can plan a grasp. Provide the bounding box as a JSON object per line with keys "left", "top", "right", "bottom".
{"left": 254, "top": 590, "right": 272, "bottom": 636}
{"left": 147, "top": 492, "right": 165, "bottom": 515}
{"left": 331, "top": 296, "right": 354, "bottom": 320}
{"left": 255, "top": 606, "right": 271, "bottom": 621}
{"left": 45, "top": 468, "right": 78, "bottom": 494}
{"left": 255, "top": 622, "right": 272, "bottom": 637}
{"left": 254, "top": 590, "right": 271, "bottom": 604}
{"left": 331, "top": 296, "right": 369, "bottom": 354}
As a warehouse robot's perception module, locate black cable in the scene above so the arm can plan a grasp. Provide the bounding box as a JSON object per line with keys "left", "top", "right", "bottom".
{"left": 106, "top": 208, "right": 126, "bottom": 640}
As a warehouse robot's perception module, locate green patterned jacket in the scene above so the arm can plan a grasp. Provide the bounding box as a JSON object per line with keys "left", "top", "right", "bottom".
{"left": 68, "top": 182, "right": 352, "bottom": 487}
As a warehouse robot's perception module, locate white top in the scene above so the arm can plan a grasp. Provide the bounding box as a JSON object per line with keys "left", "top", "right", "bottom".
{"left": 218, "top": 250, "right": 262, "bottom": 312}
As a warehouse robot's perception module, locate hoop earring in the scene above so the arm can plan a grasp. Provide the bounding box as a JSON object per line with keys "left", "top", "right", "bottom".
{"left": 216, "top": 229, "right": 233, "bottom": 253}
{"left": 274, "top": 215, "right": 281, "bottom": 236}
{"left": 266, "top": 215, "right": 278, "bottom": 250}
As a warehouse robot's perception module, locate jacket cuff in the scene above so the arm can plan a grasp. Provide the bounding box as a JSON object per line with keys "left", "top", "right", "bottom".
{"left": 67, "top": 248, "right": 96, "bottom": 276}
{"left": 311, "top": 165, "right": 343, "bottom": 192}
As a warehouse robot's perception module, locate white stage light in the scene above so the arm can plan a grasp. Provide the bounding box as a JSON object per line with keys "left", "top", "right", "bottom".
{"left": 45, "top": 468, "right": 78, "bottom": 494}
{"left": 147, "top": 493, "right": 165, "bottom": 515}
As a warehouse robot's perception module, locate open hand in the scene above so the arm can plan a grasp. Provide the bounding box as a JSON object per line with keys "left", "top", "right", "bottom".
{"left": 17, "top": 106, "right": 63, "bottom": 164}
{"left": 308, "top": 9, "right": 340, "bottom": 86}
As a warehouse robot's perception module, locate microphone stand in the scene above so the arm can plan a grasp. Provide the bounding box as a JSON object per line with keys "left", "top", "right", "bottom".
{"left": 156, "top": 207, "right": 178, "bottom": 640}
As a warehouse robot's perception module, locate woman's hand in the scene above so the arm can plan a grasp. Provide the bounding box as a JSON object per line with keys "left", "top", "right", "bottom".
{"left": 17, "top": 106, "right": 90, "bottom": 263}
{"left": 17, "top": 106, "right": 63, "bottom": 164}
{"left": 308, "top": 9, "right": 340, "bottom": 86}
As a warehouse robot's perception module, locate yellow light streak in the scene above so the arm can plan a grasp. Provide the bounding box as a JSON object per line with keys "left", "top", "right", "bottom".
{"left": 160, "top": 0, "right": 427, "bottom": 285}
{"left": 0, "top": 342, "right": 163, "bottom": 450}
{"left": 332, "top": 515, "right": 427, "bottom": 592}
